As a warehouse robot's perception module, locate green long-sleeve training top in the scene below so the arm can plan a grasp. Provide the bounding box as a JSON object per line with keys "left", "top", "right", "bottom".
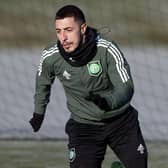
{"left": 34, "top": 36, "right": 134, "bottom": 124}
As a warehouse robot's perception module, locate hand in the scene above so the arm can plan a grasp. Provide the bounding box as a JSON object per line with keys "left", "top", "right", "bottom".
{"left": 29, "top": 113, "right": 44, "bottom": 132}
{"left": 85, "top": 92, "right": 111, "bottom": 111}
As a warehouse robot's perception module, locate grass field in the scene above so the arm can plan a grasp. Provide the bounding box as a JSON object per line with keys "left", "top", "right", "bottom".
{"left": 0, "top": 140, "right": 167, "bottom": 168}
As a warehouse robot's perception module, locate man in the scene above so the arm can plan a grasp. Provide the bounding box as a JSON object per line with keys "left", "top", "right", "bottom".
{"left": 29, "top": 5, "right": 148, "bottom": 168}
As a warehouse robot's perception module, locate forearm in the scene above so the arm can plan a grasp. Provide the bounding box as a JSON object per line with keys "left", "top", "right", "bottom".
{"left": 105, "top": 81, "right": 134, "bottom": 110}
{"left": 34, "top": 86, "right": 51, "bottom": 115}
{"left": 31, "top": 79, "right": 52, "bottom": 132}
{"left": 34, "top": 71, "right": 54, "bottom": 115}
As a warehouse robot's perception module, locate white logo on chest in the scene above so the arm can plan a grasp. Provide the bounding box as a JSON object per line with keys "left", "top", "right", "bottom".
{"left": 63, "top": 70, "right": 71, "bottom": 80}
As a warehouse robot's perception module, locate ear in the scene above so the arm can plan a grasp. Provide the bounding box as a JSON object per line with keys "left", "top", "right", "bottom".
{"left": 81, "top": 23, "right": 87, "bottom": 35}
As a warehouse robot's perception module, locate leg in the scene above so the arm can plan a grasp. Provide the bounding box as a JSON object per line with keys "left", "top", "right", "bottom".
{"left": 113, "top": 126, "right": 148, "bottom": 168}
{"left": 107, "top": 107, "right": 148, "bottom": 168}
{"left": 68, "top": 143, "right": 104, "bottom": 168}
{"left": 65, "top": 119, "right": 107, "bottom": 168}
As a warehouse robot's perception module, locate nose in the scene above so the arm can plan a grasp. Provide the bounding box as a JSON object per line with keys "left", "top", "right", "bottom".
{"left": 61, "top": 31, "right": 67, "bottom": 42}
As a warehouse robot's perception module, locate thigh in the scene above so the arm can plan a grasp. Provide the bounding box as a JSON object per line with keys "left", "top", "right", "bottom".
{"left": 65, "top": 119, "right": 107, "bottom": 168}
{"left": 108, "top": 108, "right": 148, "bottom": 168}
{"left": 114, "top": 126, "right": 148, "bottom": 168}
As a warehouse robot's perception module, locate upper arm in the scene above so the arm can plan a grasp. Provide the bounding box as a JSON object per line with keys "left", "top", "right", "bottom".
{"left": 106, "top": 43, "right": 131, "bottom": 84}
{"left": 36, "top": 49, "right": 56, "bottom": 85}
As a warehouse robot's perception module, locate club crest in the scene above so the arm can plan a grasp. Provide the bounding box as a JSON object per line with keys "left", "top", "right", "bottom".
{"left": 87, "top": 60, "right": 102, "bottom": 76}
{"left": 69, "top": 148, "right": 76, "bottom": 163}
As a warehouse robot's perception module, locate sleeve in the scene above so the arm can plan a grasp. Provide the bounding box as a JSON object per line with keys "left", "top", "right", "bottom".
{"left": 34, "top": 52, "right": 55, "bottom": 115}
{"left": 104, "top": 42, "right": 134, "bottom": 110}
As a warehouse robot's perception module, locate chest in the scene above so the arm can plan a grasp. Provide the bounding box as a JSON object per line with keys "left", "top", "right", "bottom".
{"left": 54, "top": 58, "right": 110, "bottom": 94}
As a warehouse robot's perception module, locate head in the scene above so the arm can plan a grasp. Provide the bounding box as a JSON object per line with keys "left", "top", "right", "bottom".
{"left": 55, "top": 5, "right": 87, "bottom": 53}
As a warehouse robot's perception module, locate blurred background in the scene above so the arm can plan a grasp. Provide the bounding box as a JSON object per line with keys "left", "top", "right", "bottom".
{"left": 0, "top": 0, "right": 168, "bottom": 167}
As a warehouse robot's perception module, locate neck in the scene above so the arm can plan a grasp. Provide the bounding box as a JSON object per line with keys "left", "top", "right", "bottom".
{"left": 58, "top": 27, "right": 97, "bottom": 67}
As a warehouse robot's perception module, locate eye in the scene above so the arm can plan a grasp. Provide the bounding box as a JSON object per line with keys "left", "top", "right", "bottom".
{"left": 56, "top": 29, "right": 61, "bottom": 34}
{"left": 66, "top": 28, "right": 73, "bottom": 32}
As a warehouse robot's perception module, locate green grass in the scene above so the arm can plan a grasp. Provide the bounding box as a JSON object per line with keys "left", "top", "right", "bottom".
{"left": 0, "top": 0, "right": 168, "bottom": 47}
{"left": 0, "top": 140, "right": 167, "bottom": 168}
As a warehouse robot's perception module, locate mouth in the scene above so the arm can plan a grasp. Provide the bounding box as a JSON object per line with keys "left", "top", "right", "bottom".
{"left": 63, "top": 42, "right": 72, "bottom": 48}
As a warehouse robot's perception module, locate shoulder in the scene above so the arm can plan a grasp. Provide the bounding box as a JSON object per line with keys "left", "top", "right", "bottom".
{"left": 96, "top": 35, "right": 123, "bottom": 56}
{"left": 96, "top": 36, "right": 120, "bottom": 51}
{"left": 41, "top": 43, "right": 59, "bottom": 61}
{"left": 37, "top": 43, "right": 60, "bottom": 76}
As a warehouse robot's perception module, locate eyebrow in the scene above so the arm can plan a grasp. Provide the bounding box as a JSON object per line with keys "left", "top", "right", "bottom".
{"left": 56, "top": 27, "right": 73, "bottom": 30}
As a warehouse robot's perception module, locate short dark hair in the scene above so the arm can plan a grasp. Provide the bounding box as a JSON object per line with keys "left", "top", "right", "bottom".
{"left": 55, "top": 5, "right": 86, "bottom": 24}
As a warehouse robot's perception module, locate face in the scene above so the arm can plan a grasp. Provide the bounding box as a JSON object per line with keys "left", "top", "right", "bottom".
{"left": 55, "top": 17, "right": 87, "bottom": 53}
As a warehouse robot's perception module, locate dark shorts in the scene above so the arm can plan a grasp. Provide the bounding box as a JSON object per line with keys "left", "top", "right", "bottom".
{"left": 65, "top": 106, "right": 148, "bottom": 168}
